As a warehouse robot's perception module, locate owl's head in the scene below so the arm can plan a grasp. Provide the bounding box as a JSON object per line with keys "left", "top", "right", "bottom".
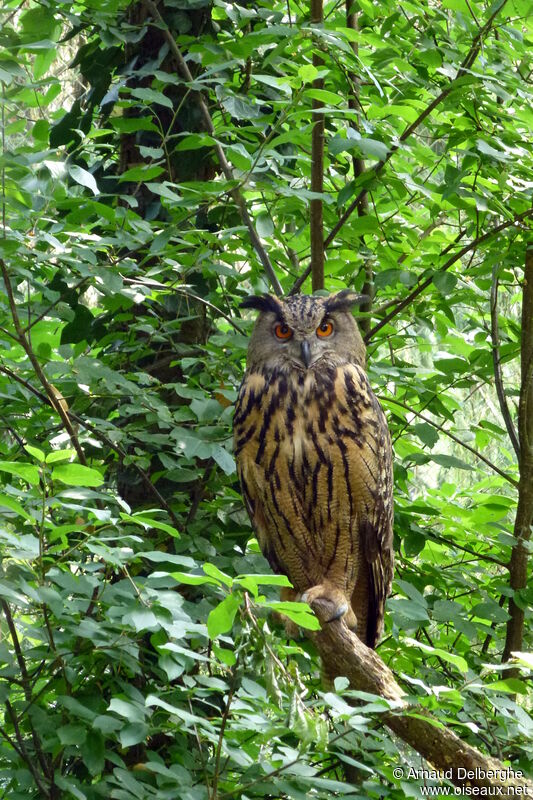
{"left": 241, "top": 290, "right": 367, "bottom": 372}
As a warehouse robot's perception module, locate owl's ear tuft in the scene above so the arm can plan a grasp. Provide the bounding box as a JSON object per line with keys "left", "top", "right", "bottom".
{"left": 240, "top": 294, "right": 283, "bottom": 315}
{"left": 325, "top": 290, "right": 369, "bottom": 313}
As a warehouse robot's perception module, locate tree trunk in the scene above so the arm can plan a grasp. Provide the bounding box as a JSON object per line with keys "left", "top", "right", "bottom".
{"left": 503, "top": 245, "right": 533, "bottom": 665}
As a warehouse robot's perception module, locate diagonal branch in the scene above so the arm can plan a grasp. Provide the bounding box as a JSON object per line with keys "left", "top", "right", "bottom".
{"left": 366, "top": 208, "right": 533, "bottom": 342}
{"left": 290, "top": 0, "right": 508, "bottom": 292}
{"left": 381, "top": 395, "right": 518, "bottom": 487}
{"left": 323, "top": 0, "right": 508, "bottom": 250}
{"left": 142, "top": 0, "right": 283, "bottom": 296}
{"left": 0, "top": 364, "right": 181, "bottom": 530}
{"left": 310, "top": 602, "right": 533, "bottom": 797}
{"left": 490, "top": 266, "right": 520, "bottom": 459}
{"left": 0, "top": 259, "right": 87, "bottom": 465}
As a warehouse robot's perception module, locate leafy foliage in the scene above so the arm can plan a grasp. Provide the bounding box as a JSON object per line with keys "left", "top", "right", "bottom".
{"left": 0, "top": 0, "right": 532, "bottom": 797}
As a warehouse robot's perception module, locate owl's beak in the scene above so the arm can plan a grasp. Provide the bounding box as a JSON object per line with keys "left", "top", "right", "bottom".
{"left": 300, "top": 340, "right": 312, "bottom": 369}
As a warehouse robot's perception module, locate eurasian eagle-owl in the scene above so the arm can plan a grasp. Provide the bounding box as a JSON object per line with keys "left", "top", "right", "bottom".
{"left": 233, "top": 290, "right": 393, "bottom": 647}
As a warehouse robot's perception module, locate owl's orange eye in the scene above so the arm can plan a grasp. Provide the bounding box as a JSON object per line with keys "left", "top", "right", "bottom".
{"left": 274, "top": 323, "right": 293, "bottom": 340}
{"left": 317, "top": 320, "right": 333, "bottom": 337}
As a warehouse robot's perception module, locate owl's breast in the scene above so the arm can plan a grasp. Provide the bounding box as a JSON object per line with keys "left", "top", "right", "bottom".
{"left": 234, "top": 363, "right": 372, "bottom": 482}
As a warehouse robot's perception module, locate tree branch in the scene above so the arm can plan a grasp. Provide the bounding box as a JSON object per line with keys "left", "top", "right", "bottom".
{"left": 0, "top": 364, "right": 182, "bottom": 530}
{"left": 382, "top": 395, "right": 518, "bottom": 488}
{"left": 142, "top": 0, "right": 283, "bottom": 296}
{"left": 4, "top": 701, "right": 51, "bottom": 798}
{"left": 366, "top": 208, "right": 533, "bottom": 342}
{"left": 502, "top": 245, "right": 533, "bottom": 665}
{"left": 346, "top": 2, "right": 372, "bottom": 335}
{"left": 490, "top": 266, "right": 520, "bottom": 459}
{"left": 310, "top": 0, "right": 325, "bottom": 292}
{"left": 310, "top": 602, "right": 533, "bottom": 796}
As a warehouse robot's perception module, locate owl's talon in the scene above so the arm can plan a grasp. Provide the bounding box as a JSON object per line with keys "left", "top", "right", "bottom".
{"left": 301, "top": 584, "right": 356, "bottom": 628}
{"left": 324, "top": 601, "right": 349, "bottom": 623}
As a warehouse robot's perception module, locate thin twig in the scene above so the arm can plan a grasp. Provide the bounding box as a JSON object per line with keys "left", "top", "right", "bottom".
{"left": 325, "top": 0, "right": 508, "bottom": 247}
{"left": 310, "top": 0, "right": 325, "bottom": 291}
{"left": 211, "top": 661, "right": 240, "bottom": 800}
{"left": 0, "top": 364, "right": 182, "bottom": 529}
{"left": 382, "top": 395, "right": 518, "bottom": 487}
{"left": 4, "top": 701, "right": 50, "bottom": 797}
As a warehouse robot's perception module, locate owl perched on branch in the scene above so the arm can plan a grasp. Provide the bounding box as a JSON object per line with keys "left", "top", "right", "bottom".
{"left": 234, "top": 290, "right": 394, "bottom": 648}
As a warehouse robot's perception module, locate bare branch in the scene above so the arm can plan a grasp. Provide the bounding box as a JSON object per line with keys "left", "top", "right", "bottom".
{"left": 382, "top": 395, "right": 518, "bottom": 488}
{"left": 310, "top": 603, "right": 533, "bottom": 797}
{"left": 490, "top": 266, "right": 520, "bottom": 458}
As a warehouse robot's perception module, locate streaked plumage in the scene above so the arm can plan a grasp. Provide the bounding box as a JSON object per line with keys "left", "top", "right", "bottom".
{"left": 233, "top": 290, "right": 393, "bottom": 647}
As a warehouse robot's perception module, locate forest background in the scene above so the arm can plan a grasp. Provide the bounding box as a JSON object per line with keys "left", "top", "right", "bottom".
{"left": 0, "top": 0, "right": 532, "bottom": 797}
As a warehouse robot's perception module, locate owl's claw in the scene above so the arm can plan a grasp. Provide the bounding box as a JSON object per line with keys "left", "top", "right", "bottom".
{"left": 301, "top": 583, "right": 357, "bottom": 628}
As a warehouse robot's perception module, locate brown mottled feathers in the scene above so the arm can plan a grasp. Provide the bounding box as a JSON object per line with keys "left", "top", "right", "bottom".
{"left": 233, "top": 292, "right": 393, "bottom": 647}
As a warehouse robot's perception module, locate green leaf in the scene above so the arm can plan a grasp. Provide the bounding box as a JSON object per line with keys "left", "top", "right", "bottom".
{"left": 46, "top": 449, "right": 77, "bottom": 464}
{"left": 174, "top": 134, "right": 216, "bottom": 152}
{"left": 430, "top": 454, "right": 473, "bottom": 471}
{"left": 68, "top": 165, "right": 99, "bottom": 196}
{"left": 57, "top": 725, "right": 87, "bottom": 745}
{"left": 263, "top": 600, "right": 321, "bottom": 630}
{"left": 81, "top": 730, "right": 105, "bottom": 776}
{"left": 210, "top": 445, "right": 236, "bottom": 475}
{"left": 484, "top": 679, "right": 528, "bottom": 694}
{"left": 207, "top": 593, "right": 241, "bottom": 638}
{"left": 119, "top": 723, "right": 149, "bottom": 747}
{"left": 203, "top": 563, "right": 233, "bottom": 587}
{"left": 130, "top": 87, "right": 173, "bottom": 109}
{"left": 122, "top": 608, "right": 159, "bottom": 631}
{"left": 413, "top": 423, "right": 439, "bottom": 448}
{"left": 24, "top": 444, "right": 45, "bottom": 462}
{"left": 108, "top": 698, "right": 145, "bottom": 722}
{"left": 171, "top": 572, "right": 220, "bottom": 586}
{"left": 298, "top": 64, "right": 319, "bottom": 83}
{"left": 119, "top": 165, "right": 165, "bottom": 182}
{"left": 256, "top": 212, "right": 274, "bottom": 238}
{"left": 0, "top": 461, "right": 40, "bottom": 485}
{"left": 433, "top": 271, "right": 458, "bottom": 295}
{"left": 51, "top": 463, "right": 104, "bottom": 487}
{"left": 0, "top": 493, "right": 35, "bottom": 520}
{"left": 403, "top": 637, "right": 468, "bottom": 673}
{"left": 120, "top": 513, "right": 180, "bottom": 538}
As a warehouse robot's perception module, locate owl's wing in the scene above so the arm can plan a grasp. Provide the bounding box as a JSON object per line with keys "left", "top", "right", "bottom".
{"left": 342, "top": 364, "right": 394, "bottom": 647}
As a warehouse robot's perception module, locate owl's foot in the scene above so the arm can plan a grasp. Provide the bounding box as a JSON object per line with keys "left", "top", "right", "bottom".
{"left": 301, "top": 583, "right": 357, "bottom": 630}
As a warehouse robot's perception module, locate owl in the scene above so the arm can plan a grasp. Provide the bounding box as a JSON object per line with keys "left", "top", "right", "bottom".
{"left": 233, "top": 290, "right": 394, "bottom": 647}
